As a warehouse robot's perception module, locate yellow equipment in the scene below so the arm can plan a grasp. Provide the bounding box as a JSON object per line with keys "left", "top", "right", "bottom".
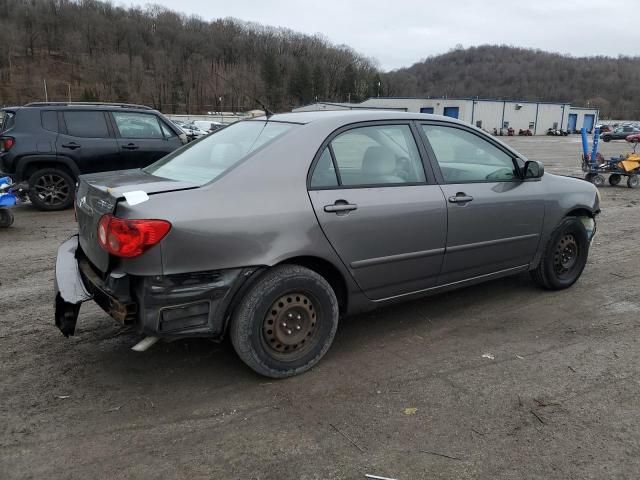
{"left": 618, "top": 153, "right": 640, "bottom": 173}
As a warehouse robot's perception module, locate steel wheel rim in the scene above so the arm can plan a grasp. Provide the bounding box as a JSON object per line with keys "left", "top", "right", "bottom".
{"left": 553, "top": 234, "right": 579, "bottom": 278}
{"left": 263, "top": 292, "right": 319, "bottom": 360}
{"left": 34, "top": 174, "right": 69, "bottom": 206}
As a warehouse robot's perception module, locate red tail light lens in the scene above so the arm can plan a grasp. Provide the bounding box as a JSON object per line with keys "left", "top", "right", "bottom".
{"left": 0, "top": 137, "right": 14, "bottom": 152}
{"left": 97, "top": 214, "right": 171, "bottom": 258}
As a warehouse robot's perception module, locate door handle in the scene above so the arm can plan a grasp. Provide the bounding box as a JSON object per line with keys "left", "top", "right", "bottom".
{"left": 324, "top": 201, "right": 358, "bottom": 214}
{"left": 122, "top": 143, "right": 139, "bottom": 150}
{"left": 61, "top": 142, "right": 81, "bottom": 150}
{"left": 448, "top": 193, "right": 474, "bottom": 204}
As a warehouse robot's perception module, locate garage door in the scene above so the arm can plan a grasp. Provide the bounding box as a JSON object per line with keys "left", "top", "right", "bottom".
{"left": 443, "top": 107, "right": 459, "bottom": 119}
{"left": 583, "top": 114, "right": 595, "bottom": 132}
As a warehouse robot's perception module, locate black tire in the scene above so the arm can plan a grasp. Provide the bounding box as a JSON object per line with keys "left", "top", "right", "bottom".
{"left": 627, "top": 175, "right": 639, "bottom": 189}
{"left": 28, "top": 168, "right": 75, "bottom": 211}
{"left": 609, "top": 174, "right": 622, "bottom": 186}
{"left": 0, "top": 209, "right": 14, "bottom": 227}
{"left": 602, "top": 135, "right": 611, "bottom": 142}
{"left": 229, "top": 265, "right": 339, "bottom": 378}
{"left": 530, "top": 217, "right": 590, "bottom": 290}
{"left": 591, "top": 174, "right": 605, "bottom": 187}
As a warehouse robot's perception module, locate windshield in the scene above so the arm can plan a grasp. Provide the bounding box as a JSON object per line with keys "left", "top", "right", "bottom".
{"left": 144, "top": 120, "right": 296, "bottom": 185}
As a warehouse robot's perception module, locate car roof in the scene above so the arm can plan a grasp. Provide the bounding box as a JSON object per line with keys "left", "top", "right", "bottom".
{"left": 2, "top": 103, "right": 160, "bottom": 113}
{"left": 254, "top": 109, "right": 466, "bottom": 126}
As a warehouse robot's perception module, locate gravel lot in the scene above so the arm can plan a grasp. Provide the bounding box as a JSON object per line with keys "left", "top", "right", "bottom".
{"left": 2, "top": 136, "right": 640, "bottom": 479}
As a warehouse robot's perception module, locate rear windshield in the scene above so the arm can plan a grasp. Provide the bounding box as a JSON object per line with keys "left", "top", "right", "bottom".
{"left": 144, "top": 120, "right": 296, "bottom": 185}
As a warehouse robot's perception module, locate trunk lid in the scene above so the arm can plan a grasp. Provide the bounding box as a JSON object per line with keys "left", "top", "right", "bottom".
{"left": 76, "top": 169, "right": 196, "bottom": 272}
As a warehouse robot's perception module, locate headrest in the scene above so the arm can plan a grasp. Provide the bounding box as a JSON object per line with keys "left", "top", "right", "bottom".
{"left": 362, "top": 146, "right": 396, "bottom": 175}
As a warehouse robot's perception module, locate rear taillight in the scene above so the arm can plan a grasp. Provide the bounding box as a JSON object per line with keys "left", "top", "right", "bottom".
{"left": 97, "top": 214, "right": 171, "bottom": 258}
{"left": 0, "top": 137, "right": 14, "bottom": 152}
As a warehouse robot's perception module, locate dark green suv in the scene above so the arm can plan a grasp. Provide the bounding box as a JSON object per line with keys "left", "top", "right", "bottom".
{"left": 0, "top": 102, "right": 187, "bottom": 210}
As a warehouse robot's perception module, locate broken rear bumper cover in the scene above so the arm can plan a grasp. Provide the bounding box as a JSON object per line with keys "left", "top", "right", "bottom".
{"left": 54, "top": 235, "right": 259, "bottom": 338}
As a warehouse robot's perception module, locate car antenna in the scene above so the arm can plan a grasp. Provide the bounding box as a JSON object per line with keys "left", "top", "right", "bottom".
{"left": 254, "top": 97, "right": 274, "bottom": 119}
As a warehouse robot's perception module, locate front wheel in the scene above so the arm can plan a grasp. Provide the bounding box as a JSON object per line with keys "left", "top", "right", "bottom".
{"left": 590, "top": 174, "right": 605, "bottom": 187}
{"left": 602, "top": 136, "right": 611, "bottom": 142}
{"left": 229, "top": 265, "right": 339, "bottom": 378}
{"left": 530, "top": 217, "right": 590, "bottom": 290}
{"left": 0, "top": 209, "right": 14, "bottom": 227}
{"left": 627, "top": 175, "right": 639, "bottom": 188}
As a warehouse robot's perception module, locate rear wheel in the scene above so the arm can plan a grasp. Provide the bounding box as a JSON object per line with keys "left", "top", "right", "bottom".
{"left": 28, "top": 168, "right": 75, "bottom": 211}
{"left": 530, "top": 217, "right": 590, "bottom": 290}
{"left": 229, "top": 265, "right": 339, "bottom": 378}
{"left": 608, "top": 174, "right": 622, "bottom": 186}
{"left": 627, "top": 175, "right": 639, "bottom": 188}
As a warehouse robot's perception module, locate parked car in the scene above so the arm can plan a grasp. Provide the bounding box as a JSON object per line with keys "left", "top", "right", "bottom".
{"left": 0, "top": 102, "right": 187, "bottom": 210}
{"left": 626, "top": 133, "right": 640, "bottom": 144}
{"left": 54, "top": 111, "right": 600, "bottom": 378}
{"left": 171, "top": 120, "right": 208, "bottom": 141}
{"left": 192, "top": 120, "right": 225, "bottom": 133}
{"left": 601, "top": 125, "right": 640, "bottom": 142}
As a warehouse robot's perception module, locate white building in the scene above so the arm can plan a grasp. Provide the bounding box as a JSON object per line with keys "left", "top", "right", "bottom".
{"left": 293, "top": 97, "right": 599, "bottom": 135}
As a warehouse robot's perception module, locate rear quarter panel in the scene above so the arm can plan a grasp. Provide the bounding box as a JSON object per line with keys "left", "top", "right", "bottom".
{"left": 115, "top": 121, "right": 361, "bottom": 295}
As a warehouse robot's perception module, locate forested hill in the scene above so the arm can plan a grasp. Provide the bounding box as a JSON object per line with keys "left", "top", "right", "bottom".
{"left": 0, "top": 0, "right": 380, "bottom": 113}
{"left": 1, "top": 2, "right": 638, "bottom": 118}
{"left": 383, "top": 45, "right": 640, "bottom": 119}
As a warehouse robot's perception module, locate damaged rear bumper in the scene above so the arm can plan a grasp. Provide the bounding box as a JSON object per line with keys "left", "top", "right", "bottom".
{"left": 54, "top": 235, "right": 260, "bottom": 339}
{"left": 54, "top": 236, "right": 93, "bottom": 336}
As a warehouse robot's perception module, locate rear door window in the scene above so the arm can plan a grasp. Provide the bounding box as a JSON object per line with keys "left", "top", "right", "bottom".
{"left": 317, "top": 124, "right": 426, "bottom": 187}
{"left": 41, "top": 111, "right": 59, "bottom": 132}
{"left": 310, "top": 149, "right": 339, "bottom": 188}
{"left": 113, "top": 112, "right": 164, "bottom": 139}
{"left": 63, "top": 111, "right": 110, "bottom": 138}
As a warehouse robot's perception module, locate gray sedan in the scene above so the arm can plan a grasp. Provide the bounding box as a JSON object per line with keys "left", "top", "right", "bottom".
{"left": 54, "top": 111, "right": 600, "bottom": 377}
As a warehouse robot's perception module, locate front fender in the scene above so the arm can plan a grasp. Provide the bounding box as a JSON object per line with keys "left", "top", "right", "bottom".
{"left": 530, "top": 174, "right": 599, "bottom": 269}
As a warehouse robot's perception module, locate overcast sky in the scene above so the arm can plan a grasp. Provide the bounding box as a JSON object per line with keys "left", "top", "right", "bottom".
{"left": 128, "top": 0, "right": 638, "bottom": 71}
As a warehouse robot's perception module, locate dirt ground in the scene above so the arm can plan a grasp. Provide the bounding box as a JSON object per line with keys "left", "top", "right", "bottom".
{"left": 2, "top": 136, "right": 640, "bottom": 480}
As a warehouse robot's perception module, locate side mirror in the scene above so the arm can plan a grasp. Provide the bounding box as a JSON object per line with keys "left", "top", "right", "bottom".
{"left": 523, "top": 160, "right": 544, "bottom": 179}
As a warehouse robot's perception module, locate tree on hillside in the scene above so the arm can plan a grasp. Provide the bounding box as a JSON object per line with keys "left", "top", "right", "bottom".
{"left": 0, "top": 0, "right": 378, "bottom": 113}
{"left": 383, "top": 45, "right": 640, "bottom": 119}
